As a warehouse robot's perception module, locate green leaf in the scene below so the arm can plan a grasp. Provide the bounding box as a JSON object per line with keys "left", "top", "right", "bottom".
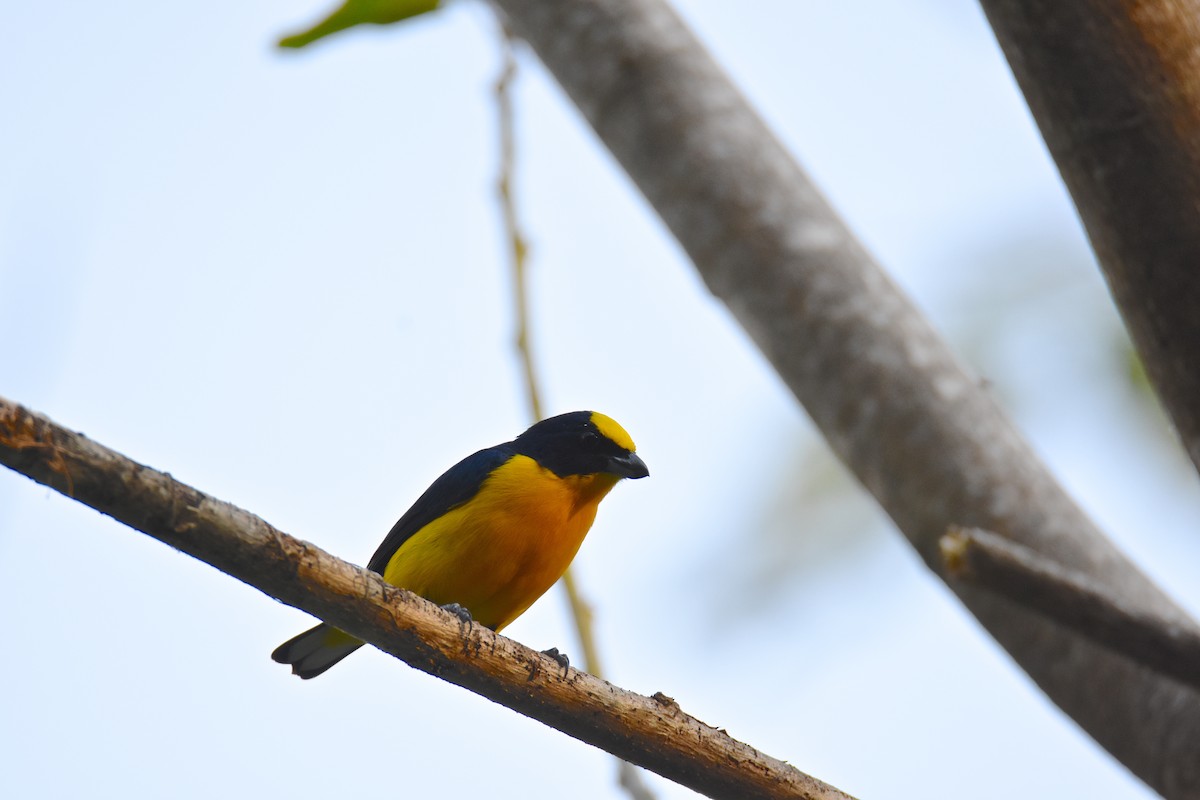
{"left": 278, "top": 0, "right": 441, "bottom": 49}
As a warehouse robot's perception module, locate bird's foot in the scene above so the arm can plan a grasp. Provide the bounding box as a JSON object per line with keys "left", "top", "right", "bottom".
{"left": 541, "top": 647, "right": 570, "bottom": 672}
{"left": 440, "top": 602, "right": 473, "bottom": 626}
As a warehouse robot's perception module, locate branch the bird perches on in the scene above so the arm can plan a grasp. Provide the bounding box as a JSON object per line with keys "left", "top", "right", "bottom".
{"left": 0, "top": 396, "right": 854, "bottom": 800}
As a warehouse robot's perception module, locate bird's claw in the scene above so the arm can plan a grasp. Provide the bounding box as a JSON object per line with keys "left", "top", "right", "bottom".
{"left": 440, "top": 602, "right": 473, "bottom": 626}
{"left": 541, "top": 647, "right": 570, "bottom": 672}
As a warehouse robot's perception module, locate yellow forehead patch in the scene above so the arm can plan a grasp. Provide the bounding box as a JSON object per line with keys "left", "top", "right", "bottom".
{"left": 590, "top": 411, "right": 637, "bottom": 452}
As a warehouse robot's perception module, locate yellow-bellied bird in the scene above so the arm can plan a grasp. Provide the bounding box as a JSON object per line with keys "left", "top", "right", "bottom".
{"left": 272, "top": 411, "right": 648, "bottom": 678}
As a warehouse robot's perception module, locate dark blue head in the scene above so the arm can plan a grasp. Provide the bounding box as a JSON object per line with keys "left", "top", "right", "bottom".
{"left": 513, "top": 411, "right": 648, "bottom": 480}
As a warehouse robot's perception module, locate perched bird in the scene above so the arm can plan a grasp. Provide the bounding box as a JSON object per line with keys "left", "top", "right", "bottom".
{"left": 272, "top": 411, "right": 648, "bottom": 679}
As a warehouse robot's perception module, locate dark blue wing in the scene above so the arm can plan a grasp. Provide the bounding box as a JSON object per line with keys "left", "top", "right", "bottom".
{"left": 366, "top": 443, "right": 515, "bottom": 574}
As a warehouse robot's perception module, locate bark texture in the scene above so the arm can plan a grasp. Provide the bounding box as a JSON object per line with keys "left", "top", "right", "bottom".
{"left": 487, "top": 0, "right": 1200, "bottom": 795}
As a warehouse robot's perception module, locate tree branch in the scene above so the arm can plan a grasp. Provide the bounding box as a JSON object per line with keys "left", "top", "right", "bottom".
{"left": 0, "top": 395, "right": 854, "bottom": 800}
{"left": 942, "top": 527, "right": 1200, "bottom": 693}
{"left": 976, "top": 0, "right": 1200, "bottom": 478}
{"left": 486, "top": 0, "right": 1200, "bottom": 795}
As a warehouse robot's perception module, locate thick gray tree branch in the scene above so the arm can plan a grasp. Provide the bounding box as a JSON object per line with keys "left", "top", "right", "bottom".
{"left": 486, "top": 0, "right": 1200, "bottom": 796}
{"left": 977, "top": 0, "right": 1200, "bottom": 478}
{"left": 942, "top": 527, "right": 1200, "bottom": 692}
{"left": 0, "top": 396, "right": 854, "bottom": 800}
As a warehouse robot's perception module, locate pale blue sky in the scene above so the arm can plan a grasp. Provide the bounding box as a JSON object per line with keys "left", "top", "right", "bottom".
{"left": 2, "top": 2, "right": 1196, "bottom": 798}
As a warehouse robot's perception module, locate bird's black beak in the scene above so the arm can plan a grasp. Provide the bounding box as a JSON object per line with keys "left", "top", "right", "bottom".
{"left": 607, "top": 451, "right": 649, "bottom": 479}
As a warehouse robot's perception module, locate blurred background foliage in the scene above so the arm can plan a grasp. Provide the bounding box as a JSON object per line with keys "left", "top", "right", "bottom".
{"left": 714, "top": 228, "right": 1181, "bottom": 625}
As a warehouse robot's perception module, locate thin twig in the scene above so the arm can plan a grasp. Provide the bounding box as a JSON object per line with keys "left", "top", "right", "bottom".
{"left": 494, "top": 25, "right": 651, "bottom": 797}
{"left": 496, "top": 18, "right": 608, "bottom": 676}
{"left": 619, "top": 760, "right": 661, "bottom": 800}
{"left": 559, "top": 567, "right": 604, "bottom": 675}
{"left": 942, "top": 527, "right": 1200, "bottom": 692}
{"left": 496, "top": 25, "right": 540, "bottom": 423}
{"left": 0, "top": 395, "right": 855, "bottom": 800}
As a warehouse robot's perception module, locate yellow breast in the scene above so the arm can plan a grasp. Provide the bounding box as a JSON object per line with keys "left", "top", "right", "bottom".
{"left": 380, "top": 454, "right": 620, "bottom": 631}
